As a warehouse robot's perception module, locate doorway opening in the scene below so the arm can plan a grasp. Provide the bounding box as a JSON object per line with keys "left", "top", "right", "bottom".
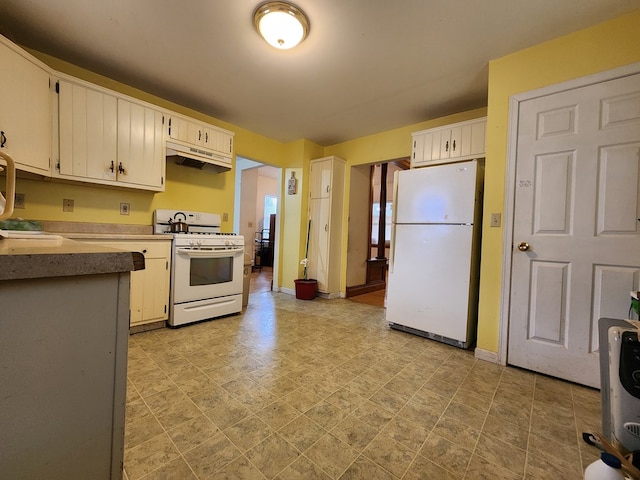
{"left": 346, "top": 157, "right": 409, "bottom": 306}
{"left": 234, "top": 156, "right": 281, "bottom": 294}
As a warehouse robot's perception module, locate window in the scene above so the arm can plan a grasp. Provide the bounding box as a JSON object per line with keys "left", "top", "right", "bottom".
{"left": 263, "top": 195, "right": 277, "bottom": 231}
{"left": 371, "top": 201, "right": 392, "bottom": 245}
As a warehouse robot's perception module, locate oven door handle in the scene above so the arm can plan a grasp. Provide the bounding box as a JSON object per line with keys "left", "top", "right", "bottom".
{"left": 176, "top": 246, "right": 244, "bottom": 257}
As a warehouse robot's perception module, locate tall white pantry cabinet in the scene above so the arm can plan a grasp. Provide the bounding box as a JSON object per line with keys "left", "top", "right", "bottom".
{"left": 307, "top": 156, "right": 345, "bottom": 298}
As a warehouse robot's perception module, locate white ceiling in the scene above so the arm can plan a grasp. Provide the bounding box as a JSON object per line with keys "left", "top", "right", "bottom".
{"left": 1, "top": 1, "right": 638, "bottom": 146}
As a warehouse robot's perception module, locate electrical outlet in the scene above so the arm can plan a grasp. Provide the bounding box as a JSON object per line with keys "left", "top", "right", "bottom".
{"left": 14, "top": 193, "right": 25, "bottom": 209}
{"left": 120, "top": 202, "right": 130, "bottom": 215}
{"left": 63, "top": 199, "right": 74, "bottom": 212}
{"left": 223, "top": 213, "right": 229, "bottom": 222}
{"left": 490, "top": 213, "right": 501, "bottom": 227}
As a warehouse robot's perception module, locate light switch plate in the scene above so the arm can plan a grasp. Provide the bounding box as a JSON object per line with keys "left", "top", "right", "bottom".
{"left": 490, "top": 213, "right": 501, "bottom": 227}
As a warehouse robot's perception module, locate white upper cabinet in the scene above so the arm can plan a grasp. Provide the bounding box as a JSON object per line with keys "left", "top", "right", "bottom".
{"left": 117, "top": 99, "right": 165, "bottom": 190}
{"left": 0, "top": 36, "right": 52, "bottom": 176}
{"left": 411, "top": 117, "right": 486, "bottom": 168}
{"left": 309, "top": 157, "right": 334, "bottom": 199}
{"left": 56, "top": 79, "right": 118, "bottom": 183}
{"left": 167, "top": 113, "right": 234, "bottom": 159}
{"left": 55, "top": 77, "right": 165, "bottom": 191}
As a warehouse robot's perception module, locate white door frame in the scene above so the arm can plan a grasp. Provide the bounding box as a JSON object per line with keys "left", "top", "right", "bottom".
{"left": 498, "top": 61, "right": 640, "bottom": 365}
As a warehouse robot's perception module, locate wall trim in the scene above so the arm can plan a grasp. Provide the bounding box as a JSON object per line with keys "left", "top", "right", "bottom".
{"left": 474, "top": 348, "right": 499, "bottom": 364}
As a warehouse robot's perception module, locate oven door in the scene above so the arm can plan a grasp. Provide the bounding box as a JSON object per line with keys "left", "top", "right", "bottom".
{"left": 173, "top": 245, "right": 244, "bottom": 303}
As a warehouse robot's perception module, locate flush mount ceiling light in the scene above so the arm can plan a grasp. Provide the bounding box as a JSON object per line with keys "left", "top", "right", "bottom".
{"left": 253, "top": 1, "right": 310, "bottom": 50}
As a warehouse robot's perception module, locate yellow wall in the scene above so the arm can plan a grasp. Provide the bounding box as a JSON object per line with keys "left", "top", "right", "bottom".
{"left": 10, "top": 9, "right": 640, "bottom": 327}
{"left": 476, "top": 9, "right": 640, "bottom": 353}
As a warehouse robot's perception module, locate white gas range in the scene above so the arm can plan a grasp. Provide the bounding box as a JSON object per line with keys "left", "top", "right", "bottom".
{"left": 154, "top": 209, "right": 244, "bottom": 327}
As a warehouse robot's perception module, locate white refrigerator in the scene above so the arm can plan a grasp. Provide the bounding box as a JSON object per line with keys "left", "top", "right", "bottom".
{"left": 386, "top": 159, "right": 483, "bottom": 349}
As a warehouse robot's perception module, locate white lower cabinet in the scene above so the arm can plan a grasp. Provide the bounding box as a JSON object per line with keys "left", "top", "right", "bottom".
{"left": 411, "top": 117, "right": 486, "bottom": 168}
{"left": 81, "top": 239, "right": 171, "bottom": 327}
{"left": 307, "top": 156, "right": 345, "bottom": 297}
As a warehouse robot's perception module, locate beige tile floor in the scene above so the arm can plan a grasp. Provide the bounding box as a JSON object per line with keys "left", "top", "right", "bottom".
{"left": 123, "top": 291, "right": 602, "bottom": 480}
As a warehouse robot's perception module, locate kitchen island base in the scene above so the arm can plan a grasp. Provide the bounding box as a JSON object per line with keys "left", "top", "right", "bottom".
{"left": 0, "top": 272, "right": 130, "bottom": 480}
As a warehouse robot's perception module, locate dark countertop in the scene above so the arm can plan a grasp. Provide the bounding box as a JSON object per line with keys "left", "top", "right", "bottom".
{"left": 0, "top": 236, "right": 145, "bottom": 281}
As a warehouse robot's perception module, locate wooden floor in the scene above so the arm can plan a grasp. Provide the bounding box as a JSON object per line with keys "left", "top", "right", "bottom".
{"left": 347, "top": 288, "right": 386, "bottom": 308}
{"left": 249, "top": 266, "right": 273, "bottom": 294}
{"left": 250, "top": 267, "right": 386, "bottom": 308}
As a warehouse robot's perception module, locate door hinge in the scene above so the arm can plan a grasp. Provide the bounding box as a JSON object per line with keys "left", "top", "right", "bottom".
{"left": 165, "top": 260, "right": 168, "bottom": 270}
{"left": 164, "top": 305, "right": 167, "bottom": 314}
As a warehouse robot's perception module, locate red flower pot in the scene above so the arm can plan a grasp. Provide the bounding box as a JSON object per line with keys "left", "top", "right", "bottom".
{"left": 294, "top": 279, "right": 317, "bottom": 300}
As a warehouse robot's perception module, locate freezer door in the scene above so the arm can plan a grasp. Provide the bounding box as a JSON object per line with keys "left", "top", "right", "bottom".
{"left": 387, "top": 224, "right": 475, "bottom": 343}
{"left": 394, "top": 160, "right": 478, "bottom": 224}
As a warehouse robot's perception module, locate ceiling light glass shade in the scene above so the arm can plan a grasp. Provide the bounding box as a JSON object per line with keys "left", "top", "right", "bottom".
{"left": 254, "top": 1, "right": 310, "bottom": 50}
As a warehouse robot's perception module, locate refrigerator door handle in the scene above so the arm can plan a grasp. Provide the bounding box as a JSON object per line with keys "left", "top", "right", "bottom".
{"left": 389, "top": 224, "right": 396, "bottom": 274}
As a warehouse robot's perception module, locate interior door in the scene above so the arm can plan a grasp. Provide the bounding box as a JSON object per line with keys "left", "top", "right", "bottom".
{"left": 508, "top": 73, "right": 640, "bottom": 387}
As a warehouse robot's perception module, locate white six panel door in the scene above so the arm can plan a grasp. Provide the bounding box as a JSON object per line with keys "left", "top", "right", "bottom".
{"left": 508, "top": 73, "right": 640, "bottom": 387}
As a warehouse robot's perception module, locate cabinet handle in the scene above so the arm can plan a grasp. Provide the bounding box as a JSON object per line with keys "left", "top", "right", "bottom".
{"left": 118, "top": 162, "right": 125, "bottom": 174}
{"left": 326, "top": 185, "right": 330, "bottom": 193}
{"left": 325, "top": 224, "right": 328, "bottom": 232}
{"left": 198, "top": 130, "right": 202, "bottom": 141}
{"left": 109, "top": 160, "right": 115, "bottom": 173}
{"left": 229, "top": 139, "right": 232, "bottom": 153}
{"left": 142, "top": 249, "right": 147, "bottom": 254}
{"left": 168, "top": 118, "right": 172, "bottom": 135}
{"left": 0, "top": 131, "right": 6, "bottom": 148}
{"left": 445, "top": 140, "right": 449, "bottom": 152}
{"left": 452, "top": 139, "right": 456, "bottom": 151}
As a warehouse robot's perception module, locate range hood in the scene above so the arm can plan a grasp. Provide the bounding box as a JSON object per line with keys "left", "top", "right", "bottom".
{"left": 166, "top": 141, "right": 231, "bottom": 173}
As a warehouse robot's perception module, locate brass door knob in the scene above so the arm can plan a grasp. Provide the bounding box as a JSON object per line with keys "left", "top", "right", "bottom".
{"left": 517, "top": 242, "right": 530, "bottom": 251}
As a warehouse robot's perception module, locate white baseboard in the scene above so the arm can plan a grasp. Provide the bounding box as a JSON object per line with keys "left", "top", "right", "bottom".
{"left": 280, "top": 287, "right": 295, "bottom": 296}
{"left": 474, "top": 348, "right": 499, "bottom": 364}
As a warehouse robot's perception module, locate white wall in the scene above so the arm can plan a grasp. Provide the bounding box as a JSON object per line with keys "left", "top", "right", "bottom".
{"left": 239, "top": 166, "right": 278, "bottom": 259}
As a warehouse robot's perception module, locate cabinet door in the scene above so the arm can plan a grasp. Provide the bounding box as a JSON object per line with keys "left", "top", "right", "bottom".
{"left": 57, "top": 80, "right": 117, "bottom": 182}
{"left": 431, "top": 129, "right": 444, "bottom": 161}
{"left": 186, "top": 120, "right": 204, "bottom": 146}
{"left": 205, "top": 127, "right": 233, "bottom": 157}
{"left": 459, "top": 120, "right": 486, "bottom": 158}
{"left": 411, "top": 132, "right": 436, "bottom": 167}
{"left": 0, "top": 41, "right": 51, "bottom": 175}
{"left": 308, "top": 197, "right": 331, "bottom": 291}
{"left": 117, "top": 99, "right": 165, "bottom": 190}
{"left": 142, "top": 257, "right": 170, "bottom": 323}
{"left": 439, "top": 128, "right": 454, "bottom": 159}
{"left": 309, "top": 158, "right": 332, "bottom": 199}
{"left": 167, "top": 115, "right": 189, "bottom": 143}
{"left": 469, "top": 119, "right": 486, "bottom": 156}
{"left": 448, "top": 126, "right": 462, "bottom": 159}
